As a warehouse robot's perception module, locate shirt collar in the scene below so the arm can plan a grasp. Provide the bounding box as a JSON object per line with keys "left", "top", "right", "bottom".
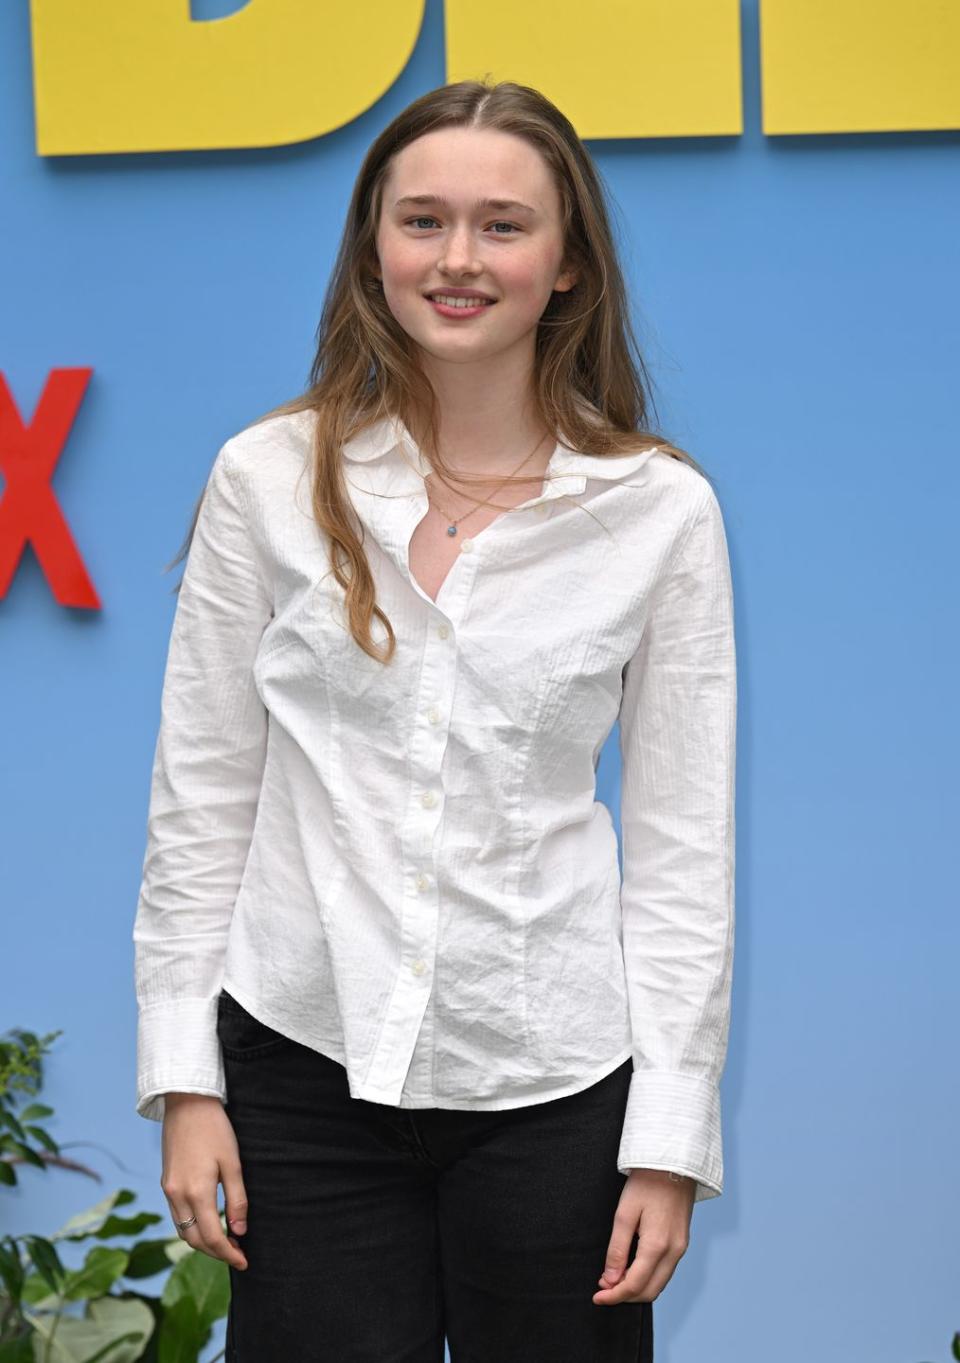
{"left": 341, "top": 414, "right": 660, "bottom": 501}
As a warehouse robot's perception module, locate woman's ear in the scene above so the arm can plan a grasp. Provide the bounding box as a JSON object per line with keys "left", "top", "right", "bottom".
{"left": 553, "top": 264, "right": 578, "bottom": 293}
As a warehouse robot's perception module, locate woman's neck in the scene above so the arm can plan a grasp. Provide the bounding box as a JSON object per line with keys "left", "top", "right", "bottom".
{"left": 414, "top": 347, "right": 550, "bottom": 480}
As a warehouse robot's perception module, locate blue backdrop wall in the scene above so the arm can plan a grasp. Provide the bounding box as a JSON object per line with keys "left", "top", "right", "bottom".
{"left": 3, "top": 2, "right": 958, "bottom": 1360}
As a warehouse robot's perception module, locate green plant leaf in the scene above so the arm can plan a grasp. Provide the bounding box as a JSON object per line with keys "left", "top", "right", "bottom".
{"left": 18, "top": 1104, "right": 55, "bottom": 1122}
{"left": 60, "top": 1247, "right": 130, "bottom": 1303}
{"left": 50, "top": 1193, "right": 138, "bottom": 1244}
{"left": 21, "top": 1237, "right": 65, "bottom": 1294}
{"left": 8, "top": 1142, "right": 46, "bottom": 1172}
{"left": 0, "top": 1160, "right": 19, "bottom": 1186}
{"left": 24, "top": 1294, "right": 154, "bottom": 1363}
{"left": 121, "top": 1240, "right": 180, "bottom": 1281}
{"left": 22, "top": 1269, "right": 63, "bottom": 1309}
{"left": 0, "top": 1329, "right": 34, "bottom": 1361}
{"left": 120, "top": 1293, "right": 163, "bottom": 1363}
{"left": 155, "top": 1295, "right": 207, "bottom": 1363}
{"left": 88, "top": 1212, "right": 164, "bottom": 1243}
{"left": 0, "top": 1236, "right": 27, "bottom": 1300}
{"left": 161, "top": 1239, "right": 192, "bottom": 1267}
{"left": 23, "top": 1128, "right": 60, "bottom": 1156}
{"left": 952, "top": 1329, "right": 960, "bottom": 1361}
{"left": 0, "top": 1111, "right": 28, "bottom": 1142}
{"left": 161, "top": 1251, "right": 229, "bottom": 1333}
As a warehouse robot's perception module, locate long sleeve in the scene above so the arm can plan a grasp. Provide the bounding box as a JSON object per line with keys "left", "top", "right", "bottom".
{"left": 133, "top": 441, "right": 273, "bottom": 1122}
{"left": 616, "top": 481, "right": 737, "bottom": 1203}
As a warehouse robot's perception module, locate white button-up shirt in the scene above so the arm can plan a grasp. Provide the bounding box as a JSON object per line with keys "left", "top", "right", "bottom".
{"left": 133, "top": 408, "right": 737, "bottom": 1203}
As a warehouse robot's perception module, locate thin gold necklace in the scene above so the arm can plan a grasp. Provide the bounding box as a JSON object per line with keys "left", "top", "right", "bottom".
{"left": 427, "top": 432, "right": 551, "bottom": 537}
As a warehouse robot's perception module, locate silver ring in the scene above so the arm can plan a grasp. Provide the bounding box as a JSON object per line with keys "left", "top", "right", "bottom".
{"left": 175, "top": 1214, "right": 198, "bottom": 1232}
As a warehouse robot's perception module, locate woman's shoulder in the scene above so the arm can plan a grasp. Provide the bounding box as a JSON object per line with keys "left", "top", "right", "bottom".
{"left": 645, "top": 445, "right": 714, "bottom": 501}
{"left": 566, "top": 402, "right": 711, "bottom": 500}
{"left": 568, "top": 438, "right": 711, "bottom": 508}
{"left": 216, "top": 406, "right": 318, "bottom": 500}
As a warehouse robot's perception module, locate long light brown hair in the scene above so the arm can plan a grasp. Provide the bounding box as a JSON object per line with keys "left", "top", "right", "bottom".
{"left": 170, "top": 78, "right": 707, "bottom": 663}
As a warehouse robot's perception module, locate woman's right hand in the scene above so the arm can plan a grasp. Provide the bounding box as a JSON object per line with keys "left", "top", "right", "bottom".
{"left": 160, "top": 1093, "right": 249, "bottom": 1271}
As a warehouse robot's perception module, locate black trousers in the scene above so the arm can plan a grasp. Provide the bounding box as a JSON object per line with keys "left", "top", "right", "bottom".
{"left": 218, "top": 988, "right": 654, "bottom": 1362}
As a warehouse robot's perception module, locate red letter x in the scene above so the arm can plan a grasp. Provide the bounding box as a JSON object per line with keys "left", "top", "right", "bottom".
{"left": 0, "top": 368, "right": 101, "bottom": 609}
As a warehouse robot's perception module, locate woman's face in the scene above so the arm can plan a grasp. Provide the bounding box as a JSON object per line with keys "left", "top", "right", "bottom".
{"left": 374, "top": 126, "right": 577, "bottom": 368}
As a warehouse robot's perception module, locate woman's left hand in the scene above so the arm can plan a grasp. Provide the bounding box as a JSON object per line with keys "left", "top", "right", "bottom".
{"left": 592, "top": 1168, "right": 696, "bottom": 1305}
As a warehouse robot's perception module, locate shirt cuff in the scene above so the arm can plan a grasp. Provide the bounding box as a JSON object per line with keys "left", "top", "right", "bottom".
{"left": 616, "top": 1068, "right": 724, "bottom": 1203}
{"left": 136, "top": 997, "right": 226, "bottom": 1122}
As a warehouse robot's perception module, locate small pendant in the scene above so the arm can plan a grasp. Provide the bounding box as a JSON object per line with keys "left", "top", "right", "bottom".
{"left": 447, "top": 524, "right": 458, "bottom": 536}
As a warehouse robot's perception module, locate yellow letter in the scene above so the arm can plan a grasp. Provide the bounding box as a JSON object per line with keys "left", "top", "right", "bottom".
{"left": 445, "top": 0, "right": 743, "bottom": 138}
{"left": 30, "top": 0, "right": 426, "bottom": 155}
{"left": 760, "top": 0, "right": 960, "bottom": 134}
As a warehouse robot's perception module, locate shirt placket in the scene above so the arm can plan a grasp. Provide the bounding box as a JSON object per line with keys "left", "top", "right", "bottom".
{"left": 362, "top": 510, "right": 481, "bottom": 1103}
{"left": 358, "top": 469, "right": 587, "bottom": 1103}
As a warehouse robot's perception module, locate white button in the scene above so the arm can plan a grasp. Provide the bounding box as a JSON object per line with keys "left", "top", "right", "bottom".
{"left": 437, "top": 625, "right": 450, "bottom": 639}
{"left": 411, "top": 959, "right": 427, "bottom": 976}
{"left": 421, "top": 790, "right": 437, "bottom": 809}
{"left": 415, "top": 872, "right": 430, "bottom": 891}
{"left": 460, "top": 538, "right": 473, "bottom": 552}
{"left": 427, "top": 706, "right": 441, "bottom": 724}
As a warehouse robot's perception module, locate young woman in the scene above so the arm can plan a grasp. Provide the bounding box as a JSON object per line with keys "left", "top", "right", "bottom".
{"left": 133, "top": 79, "right": 737, "bottom": 1361}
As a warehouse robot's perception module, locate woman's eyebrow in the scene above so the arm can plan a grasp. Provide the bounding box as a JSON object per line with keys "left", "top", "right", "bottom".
{"left": 394, "top": 194, "right": 539, "bottom": 216}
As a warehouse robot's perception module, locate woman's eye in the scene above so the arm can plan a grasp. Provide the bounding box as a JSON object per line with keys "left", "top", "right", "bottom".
{"left": 404, "top": 217, "right": 520, "bottom": 235}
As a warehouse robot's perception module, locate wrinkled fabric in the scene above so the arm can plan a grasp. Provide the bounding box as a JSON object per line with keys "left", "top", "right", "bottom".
{"left": 133, "top": 408, "right": 737, "bottom": 1202}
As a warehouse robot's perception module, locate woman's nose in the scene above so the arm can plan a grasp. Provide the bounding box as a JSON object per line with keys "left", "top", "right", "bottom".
{"left": 439, "top": 227, "right": 480, "bottom": 275}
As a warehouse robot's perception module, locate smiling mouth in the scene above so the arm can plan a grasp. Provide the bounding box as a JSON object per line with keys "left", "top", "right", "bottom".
{"left": 426, "top": 294, "right": 497, "bottom": 308}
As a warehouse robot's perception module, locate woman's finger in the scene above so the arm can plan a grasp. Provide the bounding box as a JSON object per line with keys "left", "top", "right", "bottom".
{"left": 593, "top": 1236, "right": 679, "bottom": 1306}
{"left": 168, "top": 1203, "right": 203, "bottom": 1252}
{"left": 598, "top": 1208, "right": 636, "bottom": 1288}
{"left": 195, "top": 1194, "right": 248, "bottom": 1269}
{"left": 221, "top": 1161, "right": 249, "bottom": 1238}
